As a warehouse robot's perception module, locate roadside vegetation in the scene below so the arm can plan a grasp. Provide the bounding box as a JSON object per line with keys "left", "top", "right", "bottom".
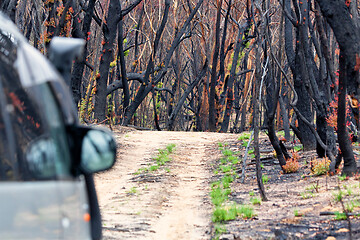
{"left": 210, "top": 133, "right": 360, "bottom": 240}
{"left": 135, "top": 143, "right": 176, "bottom": 175}
{"left": 210, "top": 142, "right": 255, "bottom": 240}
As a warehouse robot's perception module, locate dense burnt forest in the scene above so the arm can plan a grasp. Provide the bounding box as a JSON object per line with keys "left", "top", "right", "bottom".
{"left": 1, "top": 0, "right": 360, "bottom": 176}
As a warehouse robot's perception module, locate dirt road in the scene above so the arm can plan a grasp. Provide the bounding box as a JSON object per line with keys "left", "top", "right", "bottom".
{"left": 94, "top": 128, "right": 237, "bottom": 240}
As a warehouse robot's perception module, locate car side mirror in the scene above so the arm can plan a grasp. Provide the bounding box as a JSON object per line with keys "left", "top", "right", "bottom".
{"left": 48, "top": 37, "right": 85, "bottom": 86}
{"left": 80, "top": 129, "right": 116, "bottom": 173}
{"left": 67, "top": 125, "right": 116, "bottom": 175}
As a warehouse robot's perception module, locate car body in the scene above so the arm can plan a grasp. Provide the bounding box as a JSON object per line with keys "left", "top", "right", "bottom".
{"left": 0, "top": 13, "right": 116, "bottom": 239}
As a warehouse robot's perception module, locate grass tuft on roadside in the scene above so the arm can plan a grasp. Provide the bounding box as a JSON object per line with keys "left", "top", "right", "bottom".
{"left": 134, "top": 143, "right": 176, "bottom": 174}
{"left": 210, "top": 143, "right": 255, "bottom": 239}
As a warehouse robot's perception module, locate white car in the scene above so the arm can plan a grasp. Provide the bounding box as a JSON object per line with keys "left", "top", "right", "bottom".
{"left": 0, "top": 12, "right": 116, "bottom": 239}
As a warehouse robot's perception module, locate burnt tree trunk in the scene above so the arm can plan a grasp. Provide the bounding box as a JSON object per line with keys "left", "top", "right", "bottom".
{"left": 293, "top": 33, "right": 316, "bottom": 150}
{"left": 254, "top": 57, "right": 268, "bottom": 201}
{"left": 263, "top": 1, "right": 288, "bottom": 169}
{"left": 220, "top": 17, "right": 252, "bottom": 133}
{"left": 316, "top": 0, "right": 359, "bottom": 175}
{"left": 71, "top": 0, "right": 96, "bottom": 107}
{"left": 208, "top": 0, "right": 223, "bottom": 132}
{"left": 94, "top": 0, "right": 121, "bottom": 122}
{"left": 219, "top": 28, "right": 242, "bottom": 133}
{"left": 338, "top": 53, "right": 357, "bottom": 175}
{"left": 117, "top": 2, "right": 130, "bottom": 112}
{"left": 313, "top": 3, "right": 337, "bottom": 158}
{"left": 283, "top": 0, "right": 316, "bottom": 151}
{"left": 279, "top": 95, "right": 291, "bottom": 141}
{"left": 152, "top": 91, "right": 161, "bottom": 131}
{"left": 218, "top": 0, "right": 232, "bottom": 107}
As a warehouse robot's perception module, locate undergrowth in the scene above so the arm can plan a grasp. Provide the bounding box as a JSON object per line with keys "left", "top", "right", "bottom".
{"left": 311, "top": 157, "right": 330, "bottom": 176}
{"left": 282, "top": 151, "right": 300, "bottom": 173}
{"left": 211, "top": 143, "right": 255, "bottom": 240}
{"left": 134, "top": 143, "right": 176, "bottom": 174}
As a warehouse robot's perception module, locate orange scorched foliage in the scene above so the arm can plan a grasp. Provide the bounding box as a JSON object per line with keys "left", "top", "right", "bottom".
{"left": 282, "top": 150, "right": 300, "bottom": 173}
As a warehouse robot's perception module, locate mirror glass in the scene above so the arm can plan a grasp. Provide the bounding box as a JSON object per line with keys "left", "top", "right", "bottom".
{"left": 80, "top": 129, "right": 116, "bottom": 173}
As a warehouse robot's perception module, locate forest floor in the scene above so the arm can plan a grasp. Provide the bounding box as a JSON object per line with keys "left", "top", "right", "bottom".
{"left": 94, "top": 126, "right": 360, "bottom": 240}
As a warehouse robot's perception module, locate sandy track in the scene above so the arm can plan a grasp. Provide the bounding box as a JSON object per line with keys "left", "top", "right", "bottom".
{"left": 94, "top": 130, "right": 237, "bottom": 240}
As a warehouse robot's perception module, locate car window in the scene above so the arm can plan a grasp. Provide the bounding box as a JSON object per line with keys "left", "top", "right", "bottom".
{"left": 0, "top": 30, "right": 72, "bottom": 181}
{"left": 0, "top": 84, "right": 16, "bottom": 181}
{"left": 27, "top": 83, "right": 72, "bottom": 179}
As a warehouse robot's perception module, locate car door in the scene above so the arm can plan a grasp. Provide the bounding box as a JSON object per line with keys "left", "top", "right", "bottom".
{"left": 0, "top": 43, "right": 63, "bottom": 239}
{"left": 16, "top": 37, "right": 92, "bottom": 238}
{"left": 30, "top": 82, "right": 91, "bottom": 240}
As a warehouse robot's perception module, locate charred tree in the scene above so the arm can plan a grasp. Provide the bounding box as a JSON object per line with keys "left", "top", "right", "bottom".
{"left": 208, "top": 0, "right": 223, "bottom": 132}
{"left": 94, "top": 0, "right": 122, "bottom": 122}
{"left": 122, "top": 0, "right": 204, "bottom": 125}
{"left": 316, "top": 0, "right": 359, "bottom": 175}
{"left": 71, "top": 0, "right": 96, "bottom": 107}
{"left": 167, "top": 60, "right": 208, "bottom": 130}
{"left": 220, "top": 15, "right": 252, "bottom": 133}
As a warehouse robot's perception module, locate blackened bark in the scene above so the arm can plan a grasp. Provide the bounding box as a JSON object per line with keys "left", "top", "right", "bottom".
{"left": 123, "top": 0, "right": 170, "bottom": 125}
{"left": 121, "top": 0, "right": 143, "bottom": 17}
{"left": 71, "top": 0, "right": 96, "bottom": 107}
{"left": 294, "top": 0, "right": 319, "bottom": 151}
{"left": 279, "top": 140, "right": 291, "bottom": 159}
{"left": 262, "top": 2, "right": 288, "bottom": 169}
{"left": 265, "top": 18, "right": 292, "bottom": 169}
{"left": 316, "top": 0, "right": 360, "bottom": 97}
{"left": 94, "top": 0, "right": 121, "bottom": 121}
{"left": 338, "top": 53, "right": 357, "bottom": 175}
{"left": 220, "top": 28, "right": 242, "bottom": 132}
{"left": 123, "top": 1, "right": 176, "bottom": 124}
{"left": 168, "top": 48, "right": 181, "bottom": 118}
{"left": 283, "top": 0, "right": 295, "bottom": 73}
{"left": 293, "top": 40, "right": 316, "bottom": 151}
{"left": 261, "top": 53, "right": 287, "bottom": 168}
{"left": 313, "top": 8, "right": 337, "bottom": 158}
{"left": 117, "top": 2, "right": 130, "bottom": 111}
{"left": 220, "top": 16, "right": 252, "bottom": 133}
{"left": 195, "top": 83, "right": 203, "bottom": 132}
{"left": 283, "top": 0, "right": 316, "bottom": 151}
{"left": 131, "top": 3, "right": 145, "bottom": 72}
{"left": 233, "top": 53, "right": 250, "bottom": 133}
{"left": 267, "top": 98, "right": 287, "bottom": 168}
{"left": 253, "top": 58, "right": 268, "bottom": 201}
{"left": 282, "top": 3, "right": 298, "bottom": 140}
{"left": 314, "top": 2, "right": 336, "bottom": 91}
{"left": 286, "top": 0, "right": 335, "bottom": 160}
{"left": 276, "top": 11, "right": 289, "bottom": 140}
{"left": 54, "top": 0, "right": 72, "bottom": 37}
{"left": 316, "top": 0, "right": 359, "bottom": 175}
{"left": 279, "top": 96, "right": 291, "bottom": 141}
{"left": 44, "top": 0, "right": 60, "bottom": 48}
{"left": 239, "top": 99, "right": 247, "bottom": 132}
{"left": 152, "top": 91, "right": 161, "bottom": 131}
{"left": 218, "top": 0, "right": 232, "bottom": 107}
{"left": 208, "top": 0, "right": 223, "bottom": 132}
{"left": 316, "top": 115, "right": 327, "bottom": 158}
{"left": 314, "top": 33, "right": 337, "bottom": 158}
{"left": 272, "top": 41, "right": 338, "bottom": 168}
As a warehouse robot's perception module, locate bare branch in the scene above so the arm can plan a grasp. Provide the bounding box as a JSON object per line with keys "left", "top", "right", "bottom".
{"left": 154, "top": 87, "right": 174, "bottom": 96}
{"left": 121, "top": 0, "right": 143, "bottom": 17}
{"left": 106, "top": 73, "right": 144, "bottom": 95}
